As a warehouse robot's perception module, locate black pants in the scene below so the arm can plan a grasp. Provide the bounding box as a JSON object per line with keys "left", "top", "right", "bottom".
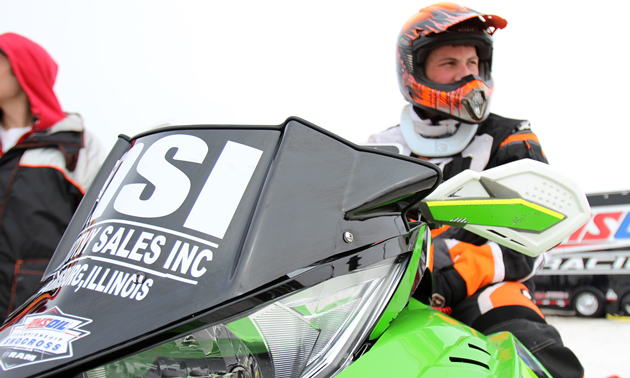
{"left": 451, "top": 282, "right": 584, "bottom": 378}
{"left": 478, "top": 316, "right": 583, "bottom": 378}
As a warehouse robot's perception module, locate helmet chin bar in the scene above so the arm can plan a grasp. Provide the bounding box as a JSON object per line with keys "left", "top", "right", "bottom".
{"left": 400, "top": 68, "right": 493, "bottom": 124}
{"left": 400, "top": 104, "right": 478, "bottom": 157}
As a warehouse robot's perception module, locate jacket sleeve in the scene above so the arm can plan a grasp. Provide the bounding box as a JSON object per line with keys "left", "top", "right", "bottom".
{"left": 430, "top": 226, "right": 548, "bottom": 307}
{"left": 431, "top": 124, "right": 550, "bottom": 307}
{"left": 69, "top": 129, "right": 107, "bottom": 193}
{"left": 489, "top": 127, "right": 548, "bottom": 167}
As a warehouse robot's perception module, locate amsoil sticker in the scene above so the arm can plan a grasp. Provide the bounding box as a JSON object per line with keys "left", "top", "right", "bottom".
{"left": 0, "top": 307, "right": 92, "bottom": 371}
{"left": 555, "top": 205, "right": 630, "bottom": 253}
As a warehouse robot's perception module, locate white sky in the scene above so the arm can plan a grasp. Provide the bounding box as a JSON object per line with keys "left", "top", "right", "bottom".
{"left": 2, "top": 0, "right": 629, "bottom": 194}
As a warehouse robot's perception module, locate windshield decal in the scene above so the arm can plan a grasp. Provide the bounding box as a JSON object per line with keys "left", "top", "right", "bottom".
{"left": 0, "top": 307, "right": 91, "bottom": 371}
{"left": 39, "top": 218, "right": 217, "bottom": 299}
{"left": 88, "top": 218, "right": 219, "bottom": 249}
{"left": 40, "top": 136, "right": 264, "bottom": 303}
{"left": 184, "top": 141, "right": 263, "bottom": 239}
{"left": 90, "top": 136, "right": 262, "bottom": 240}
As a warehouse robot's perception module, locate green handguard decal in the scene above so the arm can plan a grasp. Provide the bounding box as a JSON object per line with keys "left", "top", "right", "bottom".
{"left": 425, "top": 198, "right": 564, "bottom": 232}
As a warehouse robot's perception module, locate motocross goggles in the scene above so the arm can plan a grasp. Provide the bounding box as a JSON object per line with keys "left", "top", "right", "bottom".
{"left": 82, "top": 255, "right": 410, "bottom": 378}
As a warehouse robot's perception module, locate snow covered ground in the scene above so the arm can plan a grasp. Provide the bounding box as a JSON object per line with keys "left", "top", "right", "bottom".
{"left": 545, "top": 315, "right": 630, "bottom": 378}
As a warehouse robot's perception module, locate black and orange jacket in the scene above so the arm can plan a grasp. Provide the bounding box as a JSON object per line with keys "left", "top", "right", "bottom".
{"left": 0, "top": 33, "right": 104, "bottom": 322}
{"left": 368, "top": 109, "right": 548, "bottom": 308}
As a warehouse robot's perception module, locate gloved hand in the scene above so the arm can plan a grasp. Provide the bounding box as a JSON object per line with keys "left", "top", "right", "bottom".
{"left": 431, "top": 266, "right": 466, "bottom": 308}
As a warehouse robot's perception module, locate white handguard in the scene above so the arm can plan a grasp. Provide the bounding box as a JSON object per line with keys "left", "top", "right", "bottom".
{"left": 420, "top": 159, "right": 591, "bottom": 257}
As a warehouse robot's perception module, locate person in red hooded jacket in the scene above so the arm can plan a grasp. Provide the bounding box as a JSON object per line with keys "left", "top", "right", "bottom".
{"left": 0, "top": 33, "right": 105, "bottom": 322}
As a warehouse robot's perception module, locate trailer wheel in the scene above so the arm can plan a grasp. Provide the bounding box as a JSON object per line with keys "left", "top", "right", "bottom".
{"left": 573, "top": 290, "right": 604, "bottom": 317}
{"left": 621, "top": 294, "right": 630, "bottom": 316}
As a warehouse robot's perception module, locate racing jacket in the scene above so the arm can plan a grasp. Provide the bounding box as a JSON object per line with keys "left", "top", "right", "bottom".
{"left": 368, "top": 107, "right": 548, "bottom": 308}
{"left": 0, "top": 33, "right": 105, "bottom": 322}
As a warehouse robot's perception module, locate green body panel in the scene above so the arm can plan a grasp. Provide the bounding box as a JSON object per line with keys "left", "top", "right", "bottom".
{"left": 339, "top": 299, "right": 548, "bottom": 378}
{"left": 369, "top": 225, "right": 425, "bottom": 340}
{"left": 426, "top": 199, "right": 564, "bottom": 232}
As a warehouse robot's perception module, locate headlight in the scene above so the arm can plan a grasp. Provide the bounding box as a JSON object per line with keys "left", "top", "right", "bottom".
{"left": 83, "top": 256, "right": 408, "bottom": 378}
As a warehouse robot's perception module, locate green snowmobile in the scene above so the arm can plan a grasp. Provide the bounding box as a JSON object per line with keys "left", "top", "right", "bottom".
{"left": 0, "top": 118, "right": 589, "bottom": 377}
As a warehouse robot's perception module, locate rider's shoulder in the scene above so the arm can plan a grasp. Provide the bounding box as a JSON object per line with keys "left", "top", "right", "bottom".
{"left": 481, "top": 113, "right": 531, "bottom": 133}
{"left": 367, "top": 125, "right": 402, "bottom": 143}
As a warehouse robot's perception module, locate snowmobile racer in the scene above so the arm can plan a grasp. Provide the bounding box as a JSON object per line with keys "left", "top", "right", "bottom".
{"left": 367, "top": 3, "right": 583, "bottom": 376}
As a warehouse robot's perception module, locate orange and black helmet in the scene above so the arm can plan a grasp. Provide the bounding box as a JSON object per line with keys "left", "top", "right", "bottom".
{"left": 397, "top": 3, "right": 507, "bottom": 123}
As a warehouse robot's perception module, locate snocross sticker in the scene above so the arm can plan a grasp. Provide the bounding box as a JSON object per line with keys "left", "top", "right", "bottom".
{"left": 40, "top": 134, "right": 264, "bottom": 302}
{"left": 0, "top": 307, "right": 91, "bottom": 371}
{"left": 555, "top": 204, "right": 630, "bottom": 253}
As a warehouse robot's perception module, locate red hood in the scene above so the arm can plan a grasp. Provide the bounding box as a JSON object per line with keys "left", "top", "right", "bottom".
{"left": 0, "top": 33, "right": 65, "bottom": 131}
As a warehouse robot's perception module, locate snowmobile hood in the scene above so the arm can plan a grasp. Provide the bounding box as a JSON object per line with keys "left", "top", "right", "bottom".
{"left": 0, "top": 33, "right": 66, "bottom": 132}
{"left": 0, "top": 118, "right": 440, "bottom": 377}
